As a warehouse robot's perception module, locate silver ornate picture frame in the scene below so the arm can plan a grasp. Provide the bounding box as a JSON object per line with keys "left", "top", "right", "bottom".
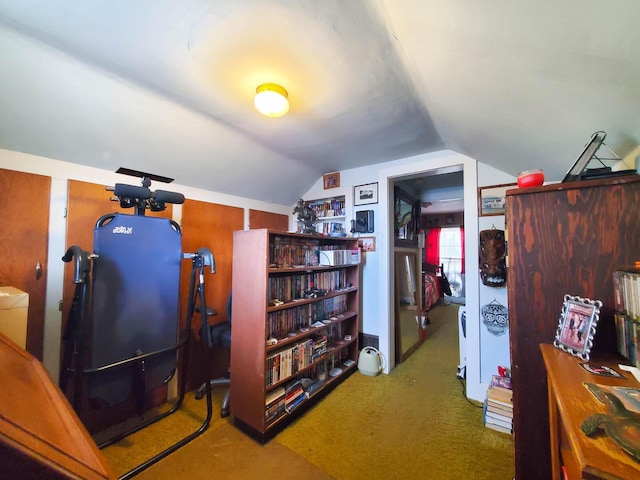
{"left": 553, "top": 294, "right": 602, "bottom": 361}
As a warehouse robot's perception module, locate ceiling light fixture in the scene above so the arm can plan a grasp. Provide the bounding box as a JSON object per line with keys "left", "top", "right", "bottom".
{"left": 254, "top": 83, "right": 289, "bottom": 117}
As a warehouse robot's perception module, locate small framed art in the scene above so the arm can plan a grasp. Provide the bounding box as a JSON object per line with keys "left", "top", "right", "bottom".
{"left": 323, "top": 172, "right": 340, "bottom": 189}
{"left": 359, "top": 236, "right": 376, "bottom": 252}
{"left": 553, "top": 294, "right": 603, "bottom": 361}
{"left": 478, "top": 183, "right": 517, "bottom": 216}
{"left": 354, "top": 182, "right": 378, "bottom": 206}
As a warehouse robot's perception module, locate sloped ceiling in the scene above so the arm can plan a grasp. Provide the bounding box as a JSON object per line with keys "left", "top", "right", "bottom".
{"left": 0, "top": 0, "right": 638, "bottom": 206}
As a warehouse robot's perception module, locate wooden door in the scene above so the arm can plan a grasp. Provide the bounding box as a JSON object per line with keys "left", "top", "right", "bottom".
{"left": 0, "top": 168, "right": 50, "bottom": 360}
{"left": 249, "top": 209, "right": 288, "bottom": 231}
{"left": 180, "top": 199, "right": 243, "bottom": 391}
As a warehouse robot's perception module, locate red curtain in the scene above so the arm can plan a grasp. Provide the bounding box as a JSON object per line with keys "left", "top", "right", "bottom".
{"left": 459, "top": 226, "right": 465, "bottom": 273}
{"left": 425, "top": 228, "right": 441, "bottom": 265}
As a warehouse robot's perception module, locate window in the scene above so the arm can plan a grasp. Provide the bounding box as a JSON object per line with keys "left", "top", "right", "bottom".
{"left": 439, "top": 227, "right": 464, "bottom": 297}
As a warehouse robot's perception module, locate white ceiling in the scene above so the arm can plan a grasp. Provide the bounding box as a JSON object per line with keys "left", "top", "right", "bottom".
{"left": 0, "top": 0, "right": 638, "bottom": 206}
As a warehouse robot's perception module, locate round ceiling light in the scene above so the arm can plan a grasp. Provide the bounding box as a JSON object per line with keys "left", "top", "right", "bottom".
{"left": 254, "top": 83, "right": 289, "bottom": 117}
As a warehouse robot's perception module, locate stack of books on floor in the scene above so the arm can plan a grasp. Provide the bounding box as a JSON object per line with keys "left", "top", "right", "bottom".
{"left": 483, "top": 375, "right": 513, "bottom": 435}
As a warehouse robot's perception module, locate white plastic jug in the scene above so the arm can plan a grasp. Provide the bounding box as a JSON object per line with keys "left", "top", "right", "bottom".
{"left": 357, "top": 346, "right": 384, "bottom": 376}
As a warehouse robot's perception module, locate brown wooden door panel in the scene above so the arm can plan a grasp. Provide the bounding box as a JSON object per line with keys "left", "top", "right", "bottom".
{"left": 180, "top": 199, "right": 243, "bottom": 391}
{"left": 0, "top": 168, "right": 51, "bottom": 360}
{"left": 249, "top": 209, "right": 288, "bottom": 231}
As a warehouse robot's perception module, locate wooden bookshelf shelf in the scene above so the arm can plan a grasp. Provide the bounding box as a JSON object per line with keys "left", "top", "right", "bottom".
{"left": 230, "top": 229, "right": 360, "bottom": 442}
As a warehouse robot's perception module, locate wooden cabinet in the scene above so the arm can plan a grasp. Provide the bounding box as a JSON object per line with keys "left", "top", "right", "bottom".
{"left": 506, "top": 176, "right": 640, "bottom": 480}
{"left": 229, "top": 229, "right": 360, "bottom": 441}
{"left": 541, "top": 344, "right": 640, "bottom": 480}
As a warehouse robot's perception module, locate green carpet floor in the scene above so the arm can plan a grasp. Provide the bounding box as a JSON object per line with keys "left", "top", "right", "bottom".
{"left": 102, "top": 303, "right": 514, "bottom": 479}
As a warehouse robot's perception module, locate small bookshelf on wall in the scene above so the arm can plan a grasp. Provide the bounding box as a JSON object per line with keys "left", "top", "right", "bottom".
{"left": 304, "top": 196, "right": 346, "bottom": 236}
{"left": 229, "top": 229, "right": 360, "bottom": 442}
{"left": 613, "top": 266, "right": 640, "bottom": 363}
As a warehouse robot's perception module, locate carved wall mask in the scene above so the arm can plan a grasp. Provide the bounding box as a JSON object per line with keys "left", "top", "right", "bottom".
{"left": 479, "top": 228, "right": 506, "bottom": 287}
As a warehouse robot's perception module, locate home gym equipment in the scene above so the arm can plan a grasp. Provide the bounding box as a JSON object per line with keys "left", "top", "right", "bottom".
{"left": 60, "top": 174, "right": 216, "bottom": 479}
{"left": 194, "top": 292, "right": 232, "bottom": 417}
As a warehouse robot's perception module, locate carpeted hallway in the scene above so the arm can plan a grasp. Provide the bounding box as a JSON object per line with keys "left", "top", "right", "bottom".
{"left": 103, "top": 303, "right": 514, "bottom": 479}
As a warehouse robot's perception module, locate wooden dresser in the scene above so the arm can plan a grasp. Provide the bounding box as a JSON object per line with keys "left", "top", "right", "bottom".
{"left": 0, "top": 333, "right": 113, "bottom": 479}
{"left": 541, "top": 343, "right": 640, "bottom": 479}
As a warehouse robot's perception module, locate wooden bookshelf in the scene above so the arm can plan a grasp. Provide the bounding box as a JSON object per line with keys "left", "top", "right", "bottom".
{"left": 229, "top": 229, "right": 360, "bottom": 441}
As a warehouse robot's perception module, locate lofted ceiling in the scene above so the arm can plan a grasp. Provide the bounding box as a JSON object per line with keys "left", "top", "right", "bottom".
{"left": 0, "top": 1, "right": 638, "bottom": 206}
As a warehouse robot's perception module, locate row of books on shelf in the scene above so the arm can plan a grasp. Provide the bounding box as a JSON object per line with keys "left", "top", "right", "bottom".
{"left": 319, "top": 249, "right": 360, "bottom": 266}
{"left": 484, "top": 375, "right": 513, "bottom": 435}
{"left": 267, "top": 296, "right": 348, "bottom": 339}
{"left": 613, "top": 269, "right": 640, "bottom": 321}
{"left": 266, "top": 336, "right": 328, "bottom": 387}
{"left": 265, "top": 379, "right": 314, "bottom": 425}
{"left": 316, "top": 222, "right": 346, "bottom": 235}
{"left": 614, "top": 312, "right": 640, "bottom": 367}
{"left": 268, "top": 269, "right": 349, "bottom": 304}
{"left": 265, "top": 353, "right": 350, "bottom": 425}
{"left": 307, "top": 199, "right": 346, "bottom": 218}
{"left": 270, "top": 237, "right": 356, "bottom": 268}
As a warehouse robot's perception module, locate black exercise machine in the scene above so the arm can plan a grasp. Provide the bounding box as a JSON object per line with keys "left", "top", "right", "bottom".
{"left": 60, "top": 172, "right": 216, "bottom": 479}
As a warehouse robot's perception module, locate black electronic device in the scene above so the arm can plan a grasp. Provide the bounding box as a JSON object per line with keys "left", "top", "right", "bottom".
{"left": 354, "top": 210, "right": 374, "bottom": 233}
{"left": 562, "top": 131, "right": 637, "bottom": 183}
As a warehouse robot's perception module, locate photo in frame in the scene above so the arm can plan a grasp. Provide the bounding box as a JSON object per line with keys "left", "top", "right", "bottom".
{"left": 553, "top": 294, "right": 603, "bottom": 361}
{"left": 354, "top": 182, "right": 378, "bottom": 206}
{"left": 358, "top": 236, "right": 376, "bottom": 252}
{"left": 478, "top": 183, "right": 517, "bottom": 216}
{"left": 323, "top": 172, "right": 340, "bottom": 189}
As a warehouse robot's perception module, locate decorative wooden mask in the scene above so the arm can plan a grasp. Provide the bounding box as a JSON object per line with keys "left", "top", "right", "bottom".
{"left": 479, "top": 228, "right": 506, "bottom": 287}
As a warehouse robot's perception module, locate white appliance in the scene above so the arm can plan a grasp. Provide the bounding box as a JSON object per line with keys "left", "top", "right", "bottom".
{"left": 457, "top": 306, "right": 466, "bottom": 379}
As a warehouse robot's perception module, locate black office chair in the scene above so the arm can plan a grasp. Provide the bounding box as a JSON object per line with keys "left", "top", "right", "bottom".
{"left": 195, "top": 293, "right": 231, "bottom": 417}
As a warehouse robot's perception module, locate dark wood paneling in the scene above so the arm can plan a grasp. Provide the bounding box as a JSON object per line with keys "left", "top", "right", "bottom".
{"left": 0, "top": 168, "right": 50, "bottom": 360}
{"left": 180, "top": 199, "right": 243, "bottom": 391}
{"left": 506, "top": 176, "right": 640, "bottom": 480}
{"left": 249, "top": 209, "right": 288, "bottom": 231}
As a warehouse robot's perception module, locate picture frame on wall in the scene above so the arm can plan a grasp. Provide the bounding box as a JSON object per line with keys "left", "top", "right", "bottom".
{"left": 359, "top": 236, "right": 376, "bottom": 252}
{"left": 354, "top": 182, "right": 378, "bottom": 206}
{"left": 478, "top": 183, "right": 517, "bottom": 216}
{"left": 553, "top": 294, "right": 603, "bottom": 361}
{"left": 323, "top": 172, "right": 340, "bottom": 189}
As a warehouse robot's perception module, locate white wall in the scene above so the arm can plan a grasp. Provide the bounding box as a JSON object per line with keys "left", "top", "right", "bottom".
{"left": 477, "top": 164, "right": 517, "bottom": 383}
{"left": 0, "top": 148, "right": 292, "bottom": 380}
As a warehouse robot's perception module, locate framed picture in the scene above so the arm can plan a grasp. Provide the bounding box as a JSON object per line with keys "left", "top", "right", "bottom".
{"left": 478, "top": 183, "right": 517, "bottom": 216}
{"left": 359, "top": 236, "right": 376, "bottom": 252}
{"left": 354, "top": 182, "right": 378, "bottom": 206}
{"left": 553, "top": 294, "right": 603, "bottom": 361}
{"left": 323, "top": 172, "right": 340, "bottom": 189}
